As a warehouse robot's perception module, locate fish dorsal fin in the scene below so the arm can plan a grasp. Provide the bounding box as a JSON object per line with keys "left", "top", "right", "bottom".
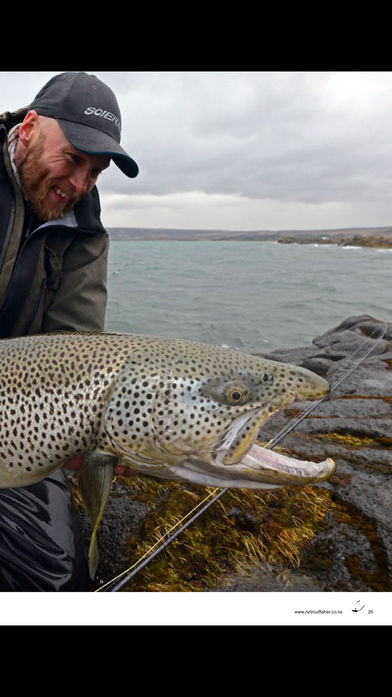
{"left": 78, "top": 451, "right": 118, "bottom": 579}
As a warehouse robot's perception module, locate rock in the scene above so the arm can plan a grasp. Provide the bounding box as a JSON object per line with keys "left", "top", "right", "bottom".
{"left": 67, "top": 476, "right": 153, "bottom": 590}
{"left": 252, "top": 314, "right": 392, "bottom": 592}
{"left": 209, "top": 563, "right": 325, "bottom": 592}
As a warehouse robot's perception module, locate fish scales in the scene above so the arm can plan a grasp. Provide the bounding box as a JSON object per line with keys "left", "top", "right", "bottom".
{"left": 0, "top": 331, "right": 336, "bottom": 578}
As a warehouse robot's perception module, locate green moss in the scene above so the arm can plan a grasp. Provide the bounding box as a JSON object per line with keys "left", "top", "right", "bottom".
{"left": 317, "top": 432, "right": 373, "bottom": 447}
{"left": 113, "top": 476, "right": 333, "bottom": 592}
{"left": 296, "top": 430, "right": 392, "bottom": 450}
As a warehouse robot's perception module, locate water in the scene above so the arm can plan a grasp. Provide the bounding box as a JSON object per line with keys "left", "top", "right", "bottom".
{"left": 106, "top": 240, "right": 392, "bottom": 353}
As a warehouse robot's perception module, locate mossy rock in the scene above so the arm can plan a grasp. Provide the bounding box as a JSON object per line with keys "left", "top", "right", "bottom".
{"left": 90, "top": 475, "right": 333, "bottom": 592}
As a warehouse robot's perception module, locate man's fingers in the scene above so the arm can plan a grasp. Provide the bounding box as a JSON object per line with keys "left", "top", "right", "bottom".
{"left": 63, "top": 454, "right": 138, "bottom": 478}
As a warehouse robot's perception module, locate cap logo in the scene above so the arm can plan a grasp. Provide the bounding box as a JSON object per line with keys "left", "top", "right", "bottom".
{"left": 84, "top": 106, "right": 121, "bottom": 130}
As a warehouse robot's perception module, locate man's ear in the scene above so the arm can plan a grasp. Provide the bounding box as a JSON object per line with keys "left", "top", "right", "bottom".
{"left": 18, "top": 110, "right": 40, "bottom": 147}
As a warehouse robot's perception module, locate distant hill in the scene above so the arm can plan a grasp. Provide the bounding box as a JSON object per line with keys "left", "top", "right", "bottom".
{"left": 107, "top": 226, "right": 392, "bottom": 247}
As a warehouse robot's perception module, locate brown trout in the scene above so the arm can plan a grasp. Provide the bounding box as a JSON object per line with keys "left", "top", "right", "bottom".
{"left": 0, "top": 332, "right": 335, "bottom": 577}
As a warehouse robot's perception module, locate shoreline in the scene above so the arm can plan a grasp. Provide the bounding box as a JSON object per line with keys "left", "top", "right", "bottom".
{"left": 107, "top": 227, "right": 392, "bottom": 249}
{"left": 277, "top": 235, "right": 392, "bottom": 249}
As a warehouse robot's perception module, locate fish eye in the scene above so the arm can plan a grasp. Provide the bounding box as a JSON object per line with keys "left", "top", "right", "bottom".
{"left": 226, "top": 384, "right": 248, "bottom": 405}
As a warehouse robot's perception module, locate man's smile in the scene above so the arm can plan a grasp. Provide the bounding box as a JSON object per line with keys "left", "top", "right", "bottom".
{"left": 52, "top": 185, "right": 70, "bottom": 200}
{"left": 51, "top": 185, "right": 75, "bottom": 204}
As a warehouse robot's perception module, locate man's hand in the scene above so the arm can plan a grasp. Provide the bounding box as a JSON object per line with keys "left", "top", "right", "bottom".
{"left": 64, "top": 454, "right": 139, "bottom": 479}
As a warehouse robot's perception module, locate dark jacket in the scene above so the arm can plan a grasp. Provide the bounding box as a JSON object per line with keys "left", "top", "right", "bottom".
{"left": 0, "top": 108, "right": 109, "bottom": 337}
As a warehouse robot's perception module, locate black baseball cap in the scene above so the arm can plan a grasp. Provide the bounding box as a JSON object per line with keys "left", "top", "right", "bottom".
{"left": 30, "top": 72, "right": 139, "bottom": 178}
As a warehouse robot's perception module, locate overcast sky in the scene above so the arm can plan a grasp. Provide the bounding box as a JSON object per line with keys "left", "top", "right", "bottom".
{"left": 1, "top": 70, "right": 392, "bottom": 231}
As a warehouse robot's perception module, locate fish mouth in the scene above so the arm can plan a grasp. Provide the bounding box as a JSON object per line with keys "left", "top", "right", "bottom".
{"left": 173, "top": 377, "right": 335, "bottom": 489}
{"left": 237, "top": 441, "right": 336, "bottom": 487}
{"left": 181, "top": 444, "right": 335, "bottom": 489}
{"left": 178, "top": 406, "right": 335, "bottom": 489}
{"left": 110, "top": 406, "right": 336, "bottom": 490}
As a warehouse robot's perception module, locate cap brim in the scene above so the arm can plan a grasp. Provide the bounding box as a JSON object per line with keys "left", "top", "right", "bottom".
{"left": 58, "top": 118, "right": 139, "bottom": 178}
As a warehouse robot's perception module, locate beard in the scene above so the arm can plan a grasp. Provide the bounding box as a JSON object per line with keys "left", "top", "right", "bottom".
{"left": 18, "top": 134, "right": 79, "bottom": 221}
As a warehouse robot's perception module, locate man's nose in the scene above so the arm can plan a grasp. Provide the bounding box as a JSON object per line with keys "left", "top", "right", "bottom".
{"left": 68, "top": 167, "right": 91, "bottom": 195}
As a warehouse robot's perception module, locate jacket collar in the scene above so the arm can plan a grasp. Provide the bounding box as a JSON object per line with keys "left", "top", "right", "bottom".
{"left": 7, "top": 123, "right": 23, "bottom": 189}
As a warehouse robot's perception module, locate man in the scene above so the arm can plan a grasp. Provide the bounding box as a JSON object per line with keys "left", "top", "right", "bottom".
{"left": 0, "top": 72, "right": 139, "bottom": 591}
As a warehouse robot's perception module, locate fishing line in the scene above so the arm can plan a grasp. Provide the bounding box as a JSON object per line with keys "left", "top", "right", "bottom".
{"left": 97, "top": 321, "right": 388, "bottom": 592}
{"left": 96, "top": 486, "right": 226, "bottom": 592}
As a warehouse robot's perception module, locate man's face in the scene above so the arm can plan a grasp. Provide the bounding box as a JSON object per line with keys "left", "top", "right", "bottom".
{"left": 18, "top": 115, "right": 110, "bottom": 221}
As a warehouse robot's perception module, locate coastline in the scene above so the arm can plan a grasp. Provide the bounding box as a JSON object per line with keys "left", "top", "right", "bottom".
{"left": 107, "top": 226, "right": 392, "bottom": 249}
{"left": 277, "top": 234, "right": 392, "bottom": 249}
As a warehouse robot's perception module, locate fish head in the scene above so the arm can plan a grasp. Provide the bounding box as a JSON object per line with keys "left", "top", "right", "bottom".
{"left": 103, "top": 337, "right": 335, "bottom": 489}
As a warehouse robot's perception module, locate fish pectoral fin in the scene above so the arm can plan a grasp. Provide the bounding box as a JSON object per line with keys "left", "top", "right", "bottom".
{"left": 78, "top": 451, "right": 118, "bottom": 580}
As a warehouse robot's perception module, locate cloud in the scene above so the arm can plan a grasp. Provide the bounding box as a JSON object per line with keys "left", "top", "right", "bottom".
{"left": 98, "top": 72, "right": 392, "bottom": 205}
{"left": 100, "top": 190, "right": 358, "bottom": 231}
